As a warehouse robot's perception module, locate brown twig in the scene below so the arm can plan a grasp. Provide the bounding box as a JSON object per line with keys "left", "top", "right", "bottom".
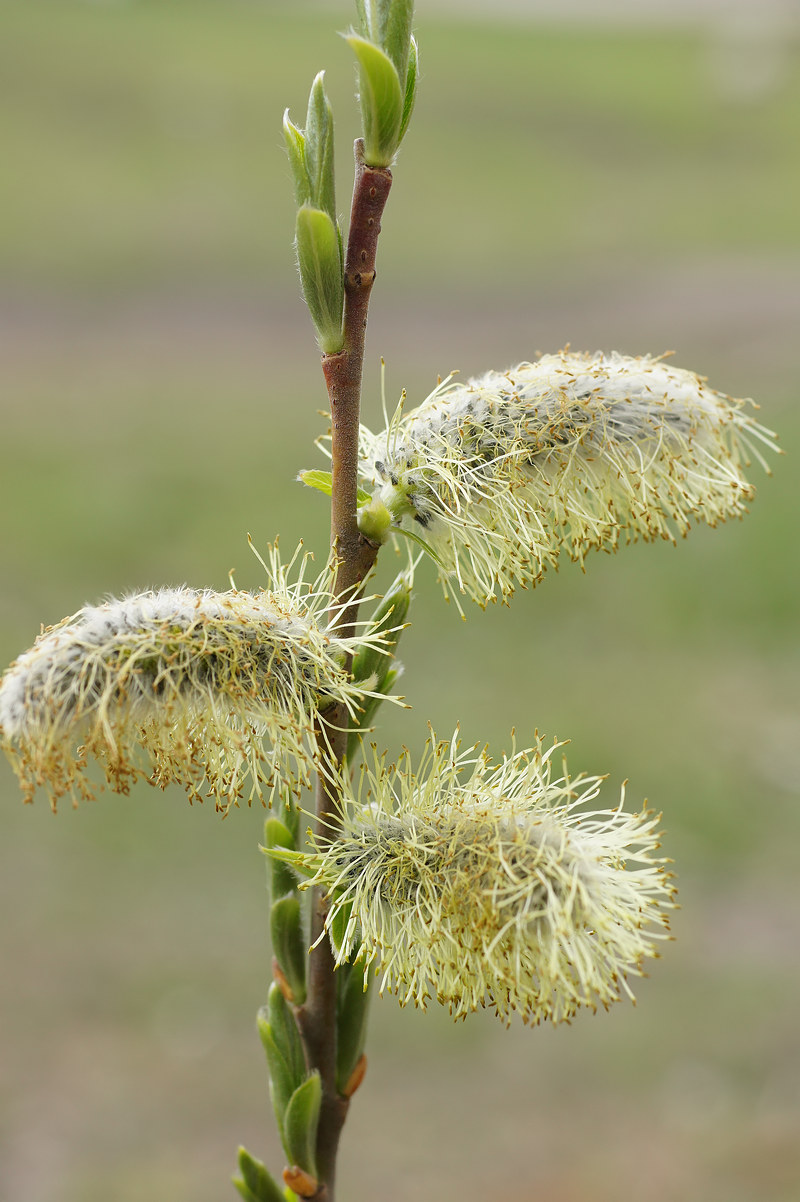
{"left": 296, "top": 139, "right": 392, "bottom": 1200}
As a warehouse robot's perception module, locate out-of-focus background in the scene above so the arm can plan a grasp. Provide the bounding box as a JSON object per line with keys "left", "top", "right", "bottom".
{"left": 1, "top": 2, "right": 798, "bottom": 1199}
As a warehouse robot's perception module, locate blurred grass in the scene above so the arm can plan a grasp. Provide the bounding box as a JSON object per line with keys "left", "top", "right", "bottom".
{"left": 1, "top": 3, "right": 799, "bottom": 1201}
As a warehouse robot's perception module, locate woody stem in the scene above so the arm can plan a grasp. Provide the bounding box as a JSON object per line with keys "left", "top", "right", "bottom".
{"left": 296, "top": 139, "right": 392, "bottom": 1201}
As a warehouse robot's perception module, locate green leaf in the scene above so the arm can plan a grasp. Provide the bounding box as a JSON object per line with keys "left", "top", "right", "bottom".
{"left": 304, "top": 72, "right": 336, "bottom": 222}
{"left": 297, "top": 469, "right": 333, "bottom": 498}
{"left": 336, "top": 959, "right": 371, "bottom": 1094}
{"left": 264, "top": 817, "right": 298, "bottom": 900}
{"left": 283, "top": 1073, "right": 322, "bottom": 1177}
{"left": 282, "top": 111, "right": 310, "bottom": 208}
{"left": 346, "top": 35, "right": 404, "bottom": 168}
{"left": 295, "top": 206, "right": 344, "bottom": 354}
{"left": 398, "top": 34, "right": 418, "bottom": 145}
{"left": 235, "top": 1147, "right": 287, "bottom": 1202}
{"left": 262, "top": 842, "right": 319, "bottom": 882}
{"left": 270, "top": 897, "right": 308, "bottom": 1006}
{"left": 267, "top": 982, "right": 307, "bottom": 1087}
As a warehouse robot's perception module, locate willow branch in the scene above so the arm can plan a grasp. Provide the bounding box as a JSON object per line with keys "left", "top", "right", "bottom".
{"left": 296, "top": 139, "right": 392, "bottom": 1200}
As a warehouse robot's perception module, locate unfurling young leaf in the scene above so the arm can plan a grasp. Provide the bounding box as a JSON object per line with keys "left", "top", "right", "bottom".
{"left": 282, "top": 112, "right": 310, "bottom": 209}
{"left": 349, "top": 0, "right": 416, "bottom": 164}
{"left": 270, "top": 895, "right": 307, "bottom": 1005}
{"left": 336, "top": 959, "right": 371, "bottom": 1095}
{"left": 355, "top": 0, "right": 415, "bottom": 85}
{"left": 346, "top": 35, "right": 405, "bottom": 168}
{"left": 267, "top": 982, "right": 306, "bottom": 1088}
{"left": 298, "top": 469, "right": 373, "bottom": 507}
{"left": 284, "top": 71, "right": 343, "bottom": 352}
{"left": 257, "top": 988, "right": 306, "bottom": 1144}
{"left": 283, "top": 1072, "right": 322, "bottom": 1177}
{"left": 304, "top": 72, "right": 337, "bottom": 224}
{"left": 233, "top": 1147, "right": 287, "bottom": 1202}
{"left": 295, "top": 206, "right": 344, "bottom": 354}
{"left": 398, "top": 34, "right": 418, "bottom": 145}
{"left": 284, "top": 73, "right": 337, "bottom": 221}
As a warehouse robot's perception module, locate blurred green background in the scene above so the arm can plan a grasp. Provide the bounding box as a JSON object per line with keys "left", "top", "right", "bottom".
{"left": 1, "top": 2, "right": 798, "bottom": 1200}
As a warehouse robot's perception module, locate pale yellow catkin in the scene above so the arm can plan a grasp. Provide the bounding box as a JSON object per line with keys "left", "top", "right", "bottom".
{"left": 0, "top": 553, "right": 388, "bottom": 811}
{"left": 275, "top": 732, "right": 676, "bottom": 1025}
{"left": 359, "top": 351, "right": 777, "bottom": 605}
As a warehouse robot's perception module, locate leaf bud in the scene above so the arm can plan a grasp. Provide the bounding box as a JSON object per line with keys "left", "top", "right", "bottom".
{"left": 346, "top": 34, "right": 404, "bottom": 167}
{"left": 336, "top": 959, "right": 371, "bottom": 1094}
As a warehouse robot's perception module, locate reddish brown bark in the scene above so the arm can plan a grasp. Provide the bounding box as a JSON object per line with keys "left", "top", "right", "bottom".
{"left": 298, "top": 140, "right": 392, "bottom": 1200}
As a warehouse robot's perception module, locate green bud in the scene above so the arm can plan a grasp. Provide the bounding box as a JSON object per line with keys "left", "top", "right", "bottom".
{"left": 357, "top": 495, "right": 393, "bottom": 544}
{"left": 336, "top": 959, "right": 371, "bottom": 1094}
{"left": 295, "top": 206, "right": 344, "bottom": 354}
{"left": 234, "top": 1148, "right": 286, "bottom": 1202}
{"left": 346, "top": 35, "right": 404, "bottom": 168}
{"left": 283, "top": 1073, "right": 322, "bottom": 1177}
{"left": 304, "top": 72, "right": 336, "bottom": 223}
{"left": 264, "top": 817, "right": 298, "bottom": 901}
{"left": 282, "top": 111, "right": 310, "bottom": 208}
{"left": 270, "top": 896, "right": 308, "bottom": 1005}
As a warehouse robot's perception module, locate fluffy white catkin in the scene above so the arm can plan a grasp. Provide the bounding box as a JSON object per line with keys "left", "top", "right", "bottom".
{"left": 274, "top": 733, "right": 676, "bottom": 1025}
{"left": 359, "top": 350, "right": 777, "bottom": 605}
{"left": 0, "top": 553, "right": 386, "bottom": 811}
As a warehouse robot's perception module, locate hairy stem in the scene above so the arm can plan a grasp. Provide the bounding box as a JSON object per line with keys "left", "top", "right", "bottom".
{"left": 298, "top": 139, "right": 392, "bottom": 1200}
